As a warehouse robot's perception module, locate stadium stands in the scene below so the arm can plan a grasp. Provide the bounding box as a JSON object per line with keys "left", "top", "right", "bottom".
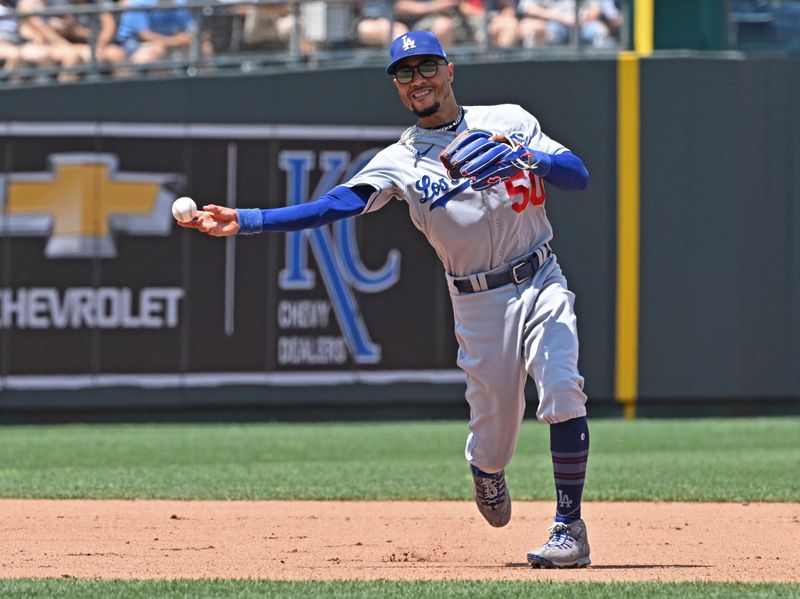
{"left": 1, "top": 0, "right": 800, "bottom": 86}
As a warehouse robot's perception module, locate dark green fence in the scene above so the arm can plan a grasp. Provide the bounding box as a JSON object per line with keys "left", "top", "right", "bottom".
{"left": 0, "top": 54, "right": 797, "bottom": 417}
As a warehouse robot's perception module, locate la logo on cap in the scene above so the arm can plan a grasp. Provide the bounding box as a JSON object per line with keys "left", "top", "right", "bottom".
{"left": 401, "top": 36, "right": 416, "bottom": 51}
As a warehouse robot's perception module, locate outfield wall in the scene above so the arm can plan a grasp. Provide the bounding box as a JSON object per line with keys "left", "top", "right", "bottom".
{"left": 0, "top": 54, "right": 797, "bottom": 416}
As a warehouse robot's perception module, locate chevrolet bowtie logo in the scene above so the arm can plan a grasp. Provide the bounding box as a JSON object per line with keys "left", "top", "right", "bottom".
{"left": 0, "top": 153, "right": 183, "bottom": 258}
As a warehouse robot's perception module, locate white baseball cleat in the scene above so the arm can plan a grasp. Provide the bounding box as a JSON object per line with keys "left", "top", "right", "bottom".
{"left": 470, "top": 465, "right": 511, "bottom": 527}
{"left": 527, "top": 519, "right": 591, "bottom": 568}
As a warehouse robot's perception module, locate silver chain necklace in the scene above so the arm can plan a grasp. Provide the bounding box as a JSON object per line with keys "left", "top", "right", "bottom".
{"left": 424, "top": 106, "right": 464, "bottom": 132}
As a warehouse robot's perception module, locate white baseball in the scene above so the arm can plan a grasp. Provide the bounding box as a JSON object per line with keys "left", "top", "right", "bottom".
{"left": 171, "top": 196, "right": 197, "bottom": 223}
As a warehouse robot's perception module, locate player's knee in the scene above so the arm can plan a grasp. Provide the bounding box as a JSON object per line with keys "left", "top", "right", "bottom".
{"left": 538, "top": 377, "right": 586, "bottom": 423}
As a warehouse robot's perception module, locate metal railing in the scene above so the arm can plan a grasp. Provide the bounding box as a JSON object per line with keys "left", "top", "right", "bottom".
{"left": 0, "top": 0, "right": 625, "bottom": 86}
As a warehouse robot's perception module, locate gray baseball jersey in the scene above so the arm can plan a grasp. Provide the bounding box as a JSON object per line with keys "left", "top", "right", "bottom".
{"left": 347, "top": 104, "right": 567, "bottom": 277}
{"left": 347, "top": 103, "right": 588, "bottom": 473}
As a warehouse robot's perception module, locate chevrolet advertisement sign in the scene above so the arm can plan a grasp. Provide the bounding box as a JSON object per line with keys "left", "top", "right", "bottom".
{"left": 1, "top": 153, "right": 180, "bottom": 258}
{"left": 0, "top": 123, "right": 460, "bottom": 389}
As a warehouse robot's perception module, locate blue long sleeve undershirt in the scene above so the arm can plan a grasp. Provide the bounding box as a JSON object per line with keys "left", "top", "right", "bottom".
{"left": 236, "top": 152, "right": 588, "bottom": 235}
{"left": 237, "top": 184, "right": 370, "bottom": 234}
{"left": 536, "top": 151, "right": 590, "bottom": 191}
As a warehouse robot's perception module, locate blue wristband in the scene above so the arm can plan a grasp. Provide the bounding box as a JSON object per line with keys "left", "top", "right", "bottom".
{"left": 236, "top": 208, "right": 264, "bottom": 235}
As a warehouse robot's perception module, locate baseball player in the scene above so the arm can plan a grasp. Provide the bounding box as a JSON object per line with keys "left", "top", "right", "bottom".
{"left": 182, "top": 30, "right": 591, "bottom": 568}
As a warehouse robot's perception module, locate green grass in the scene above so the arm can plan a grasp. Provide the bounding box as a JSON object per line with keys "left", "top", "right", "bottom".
{"left": 0, "top": 419, "right": 797, "bottom": 596}
{"left": 0, "top": 580, "right": 797, "bottom": 599}
{"left": 0, "top": 417, "right": 797, "bottom": 501}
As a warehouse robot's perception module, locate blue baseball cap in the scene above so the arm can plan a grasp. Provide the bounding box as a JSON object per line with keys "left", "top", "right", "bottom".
{"left": 386, "top": 31, "right": 448, "bottom": 75}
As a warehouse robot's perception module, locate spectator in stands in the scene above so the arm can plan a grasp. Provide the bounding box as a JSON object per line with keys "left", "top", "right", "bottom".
{"left": 16, "top": 0, "right": 67, "bottom": 49}
{"left": 15, "top": 0, "right": 92, "bottom": 80}
{"left": 517, "top": 0, "right": 616, "bottom": 48}
{"left": 355, "top": 0, "right": 408, "bottom": 47}
{"left": 49, "top": 0, "right": 125, "bottom": 80}
{"left": 238, "top": 2, "right": 314, "bottom": 54}
{"left": 69, "top": 1, "right": 125, "bottom": 56}
{"left": 459, "top": 0, "right": 518, "bottom": 47}
{"left": 393, "top": 0, "right": 463, "bottom": 46}
{"left": 597, "top": 0, "right": 622, "bottom": 40}
{"left": 0, "top": 0, "right": 24, "bottom": 72}
{"left": 301, "top": 0, "right": 354, "bottom": 52}
{"left": 114, "top": 0, "right": 206, "bottom": 66}
{"left": 203, "top": 1, "right": 313, "bottom": 60}
{"left": 3, "top": 0, "right": 72, "bottom": 81}
{"left": 238, "top": 3, "right": 293, "bottom": 49}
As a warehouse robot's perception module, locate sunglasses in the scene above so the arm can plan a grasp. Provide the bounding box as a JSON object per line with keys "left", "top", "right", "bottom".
{"left": 394, "top": 60, "right": 447, "bottom": 84}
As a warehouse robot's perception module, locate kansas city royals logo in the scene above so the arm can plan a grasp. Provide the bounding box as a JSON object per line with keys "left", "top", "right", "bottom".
{"left": 278, "top": 149, "right": 401, "bottom": 364}
{"left": 401, "top": 36, "right": 416, "bottom": 51}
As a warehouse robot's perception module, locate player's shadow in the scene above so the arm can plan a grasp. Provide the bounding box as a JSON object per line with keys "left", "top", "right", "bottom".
{"left": 504, "top": 563, "right": 710, "bottom": 569}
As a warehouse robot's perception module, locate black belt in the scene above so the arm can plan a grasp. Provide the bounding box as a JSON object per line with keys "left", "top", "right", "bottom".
{"left": 452, "top": 245, "right": 551, "bottom": 294}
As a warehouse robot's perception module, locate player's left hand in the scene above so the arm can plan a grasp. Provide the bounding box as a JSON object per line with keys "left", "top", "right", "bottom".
{"left": 177, "top": 204, "right": 240, "bottom": 237}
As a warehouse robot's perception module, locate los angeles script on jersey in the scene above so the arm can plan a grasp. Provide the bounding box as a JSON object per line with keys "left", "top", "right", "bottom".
{"left": 415, "top": 175, "right": 453, "bottom": 203}
{"left": 414, "top": 175, "right": 471, "bottom": 210}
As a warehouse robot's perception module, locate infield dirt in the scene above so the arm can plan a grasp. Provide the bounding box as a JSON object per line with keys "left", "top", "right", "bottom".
{"left": 2, "top": 500, "right": 798, "bottom": 583}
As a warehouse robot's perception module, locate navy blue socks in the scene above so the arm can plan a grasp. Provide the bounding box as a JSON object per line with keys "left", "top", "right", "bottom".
{"left": 549, "top": 416, "right": 589, "bottom": 523}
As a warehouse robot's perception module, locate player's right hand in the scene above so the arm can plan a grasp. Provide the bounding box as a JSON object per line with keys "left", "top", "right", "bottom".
{"left": 177, "top": 204, "right": 240, "bottom": 237}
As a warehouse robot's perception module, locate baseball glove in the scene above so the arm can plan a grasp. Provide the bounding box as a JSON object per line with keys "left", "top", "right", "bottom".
{"left": 439, "top": 128, "right": 542, "bottom": 191}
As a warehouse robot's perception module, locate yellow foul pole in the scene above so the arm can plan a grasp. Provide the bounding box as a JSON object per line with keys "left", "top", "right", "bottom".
{"left": 615, "top": 0, "right": 652, "bottom": 419}
{"left": 635, "top": 0, "right": 654, "bottom": 56}
{"left": 615, "top": 52, "right": 640, "bottom": 421}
